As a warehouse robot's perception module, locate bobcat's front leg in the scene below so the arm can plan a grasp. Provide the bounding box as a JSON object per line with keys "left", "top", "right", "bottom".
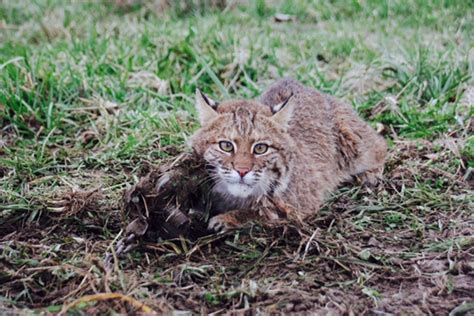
{"left": 207, "top": 198, "right": 295, "bottom": 233}
{"left": 207, "top": 209, "right": 258, "bottom": 232}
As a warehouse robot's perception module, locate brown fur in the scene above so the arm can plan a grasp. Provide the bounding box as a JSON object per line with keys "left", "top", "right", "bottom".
{"left": 190, "top": 78, "right": 387, "bottom": 231}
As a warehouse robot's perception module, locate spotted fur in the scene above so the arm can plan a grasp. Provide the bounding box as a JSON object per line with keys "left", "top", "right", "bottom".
{"left": 190, "top": 78, "right": 387, "bottom": 231}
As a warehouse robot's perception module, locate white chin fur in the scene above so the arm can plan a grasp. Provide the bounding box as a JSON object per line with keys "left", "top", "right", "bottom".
{"left": 225, "top": 182, "right": 254, "bottom": 198}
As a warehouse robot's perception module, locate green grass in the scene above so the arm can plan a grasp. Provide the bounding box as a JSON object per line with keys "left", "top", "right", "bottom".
{"left": 0, "top": 0, "right": 473, "bottom": 314}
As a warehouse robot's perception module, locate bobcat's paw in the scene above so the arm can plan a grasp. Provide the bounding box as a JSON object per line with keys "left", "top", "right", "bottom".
{"left": 207, "top": 214, "right": 239, "bottom": 233}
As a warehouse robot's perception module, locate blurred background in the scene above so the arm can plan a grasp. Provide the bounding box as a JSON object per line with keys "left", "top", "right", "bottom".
{"left": 1, "top": 0, "right": 472, "bottom": 143}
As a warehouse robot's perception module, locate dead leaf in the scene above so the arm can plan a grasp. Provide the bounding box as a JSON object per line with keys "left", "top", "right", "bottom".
{"left": 125, "top": 217, "right": 149, "bottom": 236}
{"left": 424, "top": 153, "right": 439, "bottom": 160}
{"left": 274, "top": 13, "right": 293, "bottom": 22}
{"left": 376, "top": 122, "right": 385, "bottom": 134}
{"left": 128, "top": 71, "right": 169, "bottom": 94}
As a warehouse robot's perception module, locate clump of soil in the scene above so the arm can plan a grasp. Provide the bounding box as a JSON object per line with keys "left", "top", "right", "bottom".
{"left": 122, "top": 152, "right": 213, "bottom": 240}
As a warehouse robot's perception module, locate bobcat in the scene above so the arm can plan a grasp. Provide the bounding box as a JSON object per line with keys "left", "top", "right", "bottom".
{"left": 190, "top": 78, "right": 387, "bottom": 231}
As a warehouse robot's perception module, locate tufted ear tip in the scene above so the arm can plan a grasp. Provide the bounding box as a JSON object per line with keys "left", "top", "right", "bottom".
{"left": 270, "top": 92, "right": 294, "bottom": 114}
{"left": 196, "top": 89, "right": 218, "bottom": 108}
{"left": 195, "top": 89, "right": 219, "bottom": 125}
{"left": 271, "top": 93, "right": 294, "bottom": 127}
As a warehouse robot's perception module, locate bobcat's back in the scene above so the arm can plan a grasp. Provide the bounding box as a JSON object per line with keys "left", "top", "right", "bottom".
{"left": 259, "top": 78, "right": 387, "bottom": 215}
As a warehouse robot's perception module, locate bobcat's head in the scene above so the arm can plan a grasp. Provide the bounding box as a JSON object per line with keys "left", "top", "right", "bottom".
{"left": 190, "top": 90, "right": 295, "bottom": 201}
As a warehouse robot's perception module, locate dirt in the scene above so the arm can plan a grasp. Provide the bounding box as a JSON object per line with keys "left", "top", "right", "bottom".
{"left": 0, "top": 141, "right": 473, "bottom": 314}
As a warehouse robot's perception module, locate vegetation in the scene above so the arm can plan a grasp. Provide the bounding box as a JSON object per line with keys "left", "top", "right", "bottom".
{"left": 1, "top": 0, "right": 472, "bottom": 314}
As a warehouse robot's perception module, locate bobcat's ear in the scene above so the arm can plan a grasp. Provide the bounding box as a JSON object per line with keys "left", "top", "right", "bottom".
{"left": 195, "top": 89, "right": 218, "bottom": 125}
{"left": 271, "top": 93, "right": 294, "bottom": 128}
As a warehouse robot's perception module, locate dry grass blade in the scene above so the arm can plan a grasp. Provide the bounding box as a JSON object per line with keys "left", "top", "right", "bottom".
{"left": 59, "top": 293, "right": 156, "bottom": 315}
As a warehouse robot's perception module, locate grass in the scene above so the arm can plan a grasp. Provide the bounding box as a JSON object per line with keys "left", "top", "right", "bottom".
{"left": 1, "top": 0, "right": 473, "bottom": 314}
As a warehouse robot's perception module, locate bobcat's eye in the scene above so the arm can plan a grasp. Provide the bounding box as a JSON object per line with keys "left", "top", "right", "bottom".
{"left": 219, "top": 141, "right": 234, "bottom": 153}
{"left": 253, "top": 143, "right": 269, "bottom": 155}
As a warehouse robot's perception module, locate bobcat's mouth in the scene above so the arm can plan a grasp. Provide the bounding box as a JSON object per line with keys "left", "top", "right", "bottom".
{"left": 227, "top": 178, "right": 252, "bottom": 186}
{"left": 224, "top": 181, "right": 255, "bottom": 198}
{"left": 213, "top": 167, "right": 265, "bottom": 199}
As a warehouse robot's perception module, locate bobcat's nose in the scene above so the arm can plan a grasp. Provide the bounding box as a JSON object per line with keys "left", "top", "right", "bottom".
{"left": 236, "top": 168, "right": 250, "bottom": 178}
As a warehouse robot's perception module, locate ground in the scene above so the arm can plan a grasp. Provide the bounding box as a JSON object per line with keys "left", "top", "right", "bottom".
{"left": 1, "top": 0, "right": 473, "bottom": 314}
